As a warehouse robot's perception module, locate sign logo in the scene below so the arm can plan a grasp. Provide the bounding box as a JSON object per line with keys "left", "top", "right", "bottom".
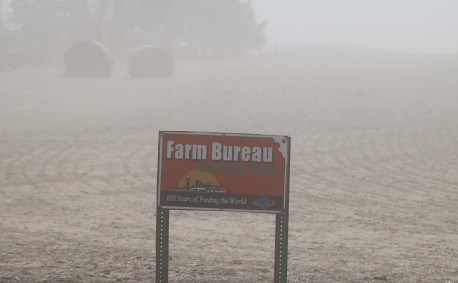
{"left": 253, "top": 196, "right": 276, "bottom": 209}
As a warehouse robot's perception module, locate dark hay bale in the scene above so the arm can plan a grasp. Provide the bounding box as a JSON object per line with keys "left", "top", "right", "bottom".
{"left": 128, "top": 46, "right": 174, "bottom": 79}
{"left": 64, "top": 41, "right": 112, "bottom": 78}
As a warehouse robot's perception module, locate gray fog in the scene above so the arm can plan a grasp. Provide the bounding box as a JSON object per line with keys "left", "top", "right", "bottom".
{"left": 252, "top": 0, "right": 458, "bottom": 54}
{"left": 1, "top": 1, "right": 458, "bottom": 282}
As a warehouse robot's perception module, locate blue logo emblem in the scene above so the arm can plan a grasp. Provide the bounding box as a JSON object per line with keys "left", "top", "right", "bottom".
{"left": 253, "top": 196, "right": 276, "bottom": 209}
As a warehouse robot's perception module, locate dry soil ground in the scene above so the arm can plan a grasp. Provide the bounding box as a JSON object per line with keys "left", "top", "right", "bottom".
{"left": 1, "top": 53, "right": 458, "bottom": 282}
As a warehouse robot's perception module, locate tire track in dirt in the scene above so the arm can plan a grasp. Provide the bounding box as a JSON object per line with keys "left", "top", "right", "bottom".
{"left": 281, "top": 83, "right": 325, "bottom": 196}
{"left": 5, "top": 138, "right": 73, "bottom": 216}
{"left": 293, "top": 80, "right": 457, "bottom": 218}
{"left": 5, "top": 134, "right": 124, "bottom": 220}
{"left": 390, "top": 96, "right": 457, "bottom": 198}
{"left": 141, "top": 139, "right": 158, "bottom": 191}
{"left": 330, "top": 95, "right": 403, "bottom": 204}
{"left": 441, "top": 120, "right": 458, "bottom": 178}
{"left": 297, "top": 91, "right": 343, "bottom": 184}
{"left": 71, "top": 134, "right": 124, "bottom": 193}
{"left": 107, "top": 135, "right": 158, "bottom": 192}
{"left": 414, "top": 121, "right": 456, "bottom": 189}
{"left": 2, "top": 142, "right": 43, "bottom": 187}
{"left": 375, "top": 101, "right": 446, "bottom": 206}
{"left": 297, "top": 91, "right": 384, "bottom": 200}
{"left": 21, "top": 143, "right": 57, "bottom": 190}
{"left": 56, "top": 133, "right": 97, "bottom": 182}
{"left": 100, "top": 136, "right": 140, "bottom": 191}
{"left": 357, "top": 88, "right": 458, "bottom": 229}
{"left": 122, "top": 138, "right": 156, "bottom": 188}
{"left": 361, "top": 91, "right": 434, "bottom": 185}
{"left": 431, "top": 120, "right": 458, "bottom": 179}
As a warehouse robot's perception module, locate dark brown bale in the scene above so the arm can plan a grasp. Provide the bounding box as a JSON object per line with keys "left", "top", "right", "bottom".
{"left": 64, "top": 41, "right": 112, "bottom": 78}
{"left": 128, "top": 46, "right": 174, "bottom": 79}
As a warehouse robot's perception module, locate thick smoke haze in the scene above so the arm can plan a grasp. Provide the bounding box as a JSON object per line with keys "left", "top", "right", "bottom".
{"left": 251, "top": 0, "right": 458, "bottom": 54}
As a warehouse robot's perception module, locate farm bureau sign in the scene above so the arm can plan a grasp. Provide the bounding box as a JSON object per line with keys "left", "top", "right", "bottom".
{"left": 158, "top": 131, "right": 290, "bottom": 213}
{"left": 156, "top": 131, "right": 290, "bottom": 282}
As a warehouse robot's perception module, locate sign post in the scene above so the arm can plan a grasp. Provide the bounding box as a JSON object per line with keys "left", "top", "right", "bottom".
{"left": 155, "top": 206, "right": 169, "bottom": 283}
{"left": 156, "top": 131, "right": 290, "bottom": 282}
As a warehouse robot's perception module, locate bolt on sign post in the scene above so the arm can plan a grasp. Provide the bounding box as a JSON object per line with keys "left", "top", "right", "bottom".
{"left": 156, "top": 131, "right": 290, "bottom": 282}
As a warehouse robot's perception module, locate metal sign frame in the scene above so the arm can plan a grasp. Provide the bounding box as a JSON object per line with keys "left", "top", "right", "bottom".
{"left": 156, "top": 131, "right": 290, "bottom": 282}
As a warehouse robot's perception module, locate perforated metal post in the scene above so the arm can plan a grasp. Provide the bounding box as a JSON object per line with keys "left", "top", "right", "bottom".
{"left": 274, "top": 136, "right": 290, "bottom": 283}
{"left": 274, "top": 211, "right": 289, "bottom": 283}
{"left": 156, "top": 206, "right": 169, "bottom": 283}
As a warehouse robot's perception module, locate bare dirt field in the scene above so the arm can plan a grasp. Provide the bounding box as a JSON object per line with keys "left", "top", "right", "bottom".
{"left": 1, "top": 52, "right": 458, "bottom": 282}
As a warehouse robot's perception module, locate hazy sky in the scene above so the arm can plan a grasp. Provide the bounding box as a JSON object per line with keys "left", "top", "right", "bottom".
{"left": 250, "top": 0, "right": 458, "bottom": 54}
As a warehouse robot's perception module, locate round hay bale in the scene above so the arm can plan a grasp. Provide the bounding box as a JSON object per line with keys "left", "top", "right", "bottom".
{"left": 128, "top": 46, "right": 174, "bottom": 79}
{"left": 64, "top": 41, "right": 112, "bottom": 78}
